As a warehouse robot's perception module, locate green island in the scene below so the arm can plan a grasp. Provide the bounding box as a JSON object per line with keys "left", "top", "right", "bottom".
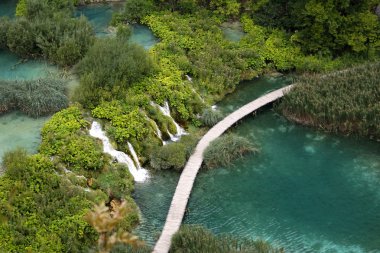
{"left": 0, "top": 0, "right": 379, "bottom": 252}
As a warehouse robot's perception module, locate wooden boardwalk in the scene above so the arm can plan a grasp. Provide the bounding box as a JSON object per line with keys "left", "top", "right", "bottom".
{"left": 153, "top": 85, "right": 293, "bottom": 253}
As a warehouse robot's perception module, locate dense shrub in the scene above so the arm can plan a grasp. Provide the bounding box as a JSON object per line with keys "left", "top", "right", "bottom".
{"left": 74, "top": 38, "right": 155, "bottom": 108}
{"left": 39, "top": 106, "right": 106, "bottom": 173}
{"left": 203, "top": 133, "right": 258, "bottom": 169}
{"left": 170, "top": 225, "right": 284, "bottom": 253}
{"left": 279, "top": 62, "right": 380, "bottom": 139}
{"left": 0, "top": 79, "right": 68, "bottom": 117}
{"left": 2, "top": 0, "right": 94, "bottom": 66}
{"left": 96, "top": 164, "right": 134, "bottom": 199}
{"left": 149, "top": 134, "right": 198, "bottom": 170}
{"left": 0, "top": 149, "right": 102, "bottom": 253}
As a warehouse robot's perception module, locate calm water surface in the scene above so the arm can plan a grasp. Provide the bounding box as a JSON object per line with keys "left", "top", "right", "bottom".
{"left": 134, "top": 77, "right": 380, "bottom": 253}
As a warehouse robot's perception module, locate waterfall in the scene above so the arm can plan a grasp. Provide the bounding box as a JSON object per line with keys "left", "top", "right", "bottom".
{"left": 185, "top": 74, "right": 193, "bottom": 82}
{"left": 89, "top": 121, "right": 148, "bottom": 182}
{"left": 150, "top": 118, "right": 167, "bottom": 145}
{"left": 151, "top": 101, "right": 187, "bottom": 142}
{"left": 128, "top": 142, "right": 142, "bottom": 169}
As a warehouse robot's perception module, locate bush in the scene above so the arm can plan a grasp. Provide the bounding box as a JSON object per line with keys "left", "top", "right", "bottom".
{"left": 203, "top": 133, "right": 258, "bottom": 169}
{"left": 149, "top": 134, "right": 198, "bottom": 171}
{"left": 0, "top": 150, "right": 100, "bottom": 253}
{"left": 200, "top": 108, "right": 223, "bottom": 126}
{"left": 170, "top": 225, "right": 284, "bottom": 253}
{"left": 75, "top": 38, "right": 154, "bottom": 108}
{"left": 96, "top": 164, "right": 134, "bottom": 199}
{"left": 6, "top": 18, "right": 37, "bottom": 57}
{"left": 150, "top": 142, "right": 187, "bottom": 170}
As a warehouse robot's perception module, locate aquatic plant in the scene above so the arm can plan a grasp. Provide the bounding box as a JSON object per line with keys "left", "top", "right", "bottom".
{"left": 200, "top": 108, "right": 224, "bottom": 127}
{"left": 279, "top": 61, "right": 380, "bottom": 139}
{"left": 0, "top": 79, "right": 68, "bottom": 117}
{"left": 204, "top": 133, "right": 258, "bottom": 169}
{"left": 170, "top": 225, "right": 284, "bottom": 253}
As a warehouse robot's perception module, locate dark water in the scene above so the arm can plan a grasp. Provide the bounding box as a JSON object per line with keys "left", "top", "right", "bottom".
{"left": 0, "top": 0, "right": 16, "bottom": 17}
{"left": 134, "top": 77, "right": 380, "bottom": 253}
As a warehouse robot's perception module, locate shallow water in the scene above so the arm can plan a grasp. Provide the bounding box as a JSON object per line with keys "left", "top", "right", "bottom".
{"left": 221, "top": 23, "right": 245, "bottom": 42}
{"left": 0, "top": 112, "right": 48, "bottom": 161}
{"left": 0, "top": 50, "right": 58, "bottom": 80}
{"left": 134, "top": 77, "right": 380, "bottom": 252}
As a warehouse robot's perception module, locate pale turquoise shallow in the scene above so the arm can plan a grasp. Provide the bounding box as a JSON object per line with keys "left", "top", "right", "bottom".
{"left": 134, "top": 77, "right": 380, "bottom": 253}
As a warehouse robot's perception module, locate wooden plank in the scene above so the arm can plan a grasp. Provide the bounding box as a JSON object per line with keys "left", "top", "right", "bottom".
{"left": 152, "top": 85, "right": 293, "bottom": 253}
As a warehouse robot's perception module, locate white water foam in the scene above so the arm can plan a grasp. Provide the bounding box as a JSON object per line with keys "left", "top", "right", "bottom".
{"left": 151, "top": 101, "right": 187, "bottom": 142}
{"left": 89, "top": 121, "right": 148, "bottom": 182}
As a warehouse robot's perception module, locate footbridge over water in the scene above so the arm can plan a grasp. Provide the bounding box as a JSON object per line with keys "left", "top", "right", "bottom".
{"left": 153, "top": 85, "right": 294, "bottom": 253}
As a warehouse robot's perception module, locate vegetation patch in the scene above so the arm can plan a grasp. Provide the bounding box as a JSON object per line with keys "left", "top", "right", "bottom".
{"left": 170, "top": 225, "right": 284, "bottom": 253}
{"left": 0, "top": 79, "right": 68, "bottom": 117}
{"left": 278, "top": 62, "right": 380, "bottom": 140}
{"left": 204, "top": 133, "right": 258, "bottom": 169}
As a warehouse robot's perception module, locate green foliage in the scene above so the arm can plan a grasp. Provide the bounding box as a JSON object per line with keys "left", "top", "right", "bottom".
{"left": 6, "top": 18, "right": 37, "bottom": 57}
{"left": 0, "top": 17, "right": 11, "bottom": 49}
{"left": 279, "top": 62, "right": 380, "bottom": 139}
{"left": 15, "top": 0, "right": 27, "bottom": 17}
{"left": 170, "top": 225, "right": 284, "bottom": 253}
{"left": 40, "top": 106, "right": 107, "bottom": 172}
{"left": 149, "top": 134, "right": 198, "bottom": 170}
{"left": 122, "top": 0, "right": 155, "bottom": 23}
{"left": 75, "top": 38, "right": 154, "bottom": 108}
{"left": 150, "top": 142, "right": 187, "bottom": 170}
{"left": 204, "top": 133, "right": 258, "bottom": 169}
{"left": 0, "top": 79, "right": 68, "bottom": 117}
{"left": 200, "top": 108, "right": 223, "bottom": 126}
{"left": 0, "top": 149, "right": 100, "bottom": 253}
{"left": 251, "top": 0, "right": 380, "bottom": 57}
{"left": 4, "top": 0, "right": 94, "bottom": 65}
{"left": 96, "top": 164, "right": 134, "bottom": 199}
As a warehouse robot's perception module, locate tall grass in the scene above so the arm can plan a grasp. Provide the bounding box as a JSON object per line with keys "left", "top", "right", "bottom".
{"left": 0, "top": 78, "right": 68, "bottom": 117}
{"left": 203, "top": 133, "right": 258, "bottom": 169}
{"left": 170, "top": 225, "right": 284, "bottom": 253}
{"left": 279, "top": 62, "right": 380, "bottom": 140}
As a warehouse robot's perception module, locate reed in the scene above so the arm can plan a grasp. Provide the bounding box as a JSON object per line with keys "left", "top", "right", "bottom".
{"left": 170, "top": 225, "right": 284, "bottom": 253}
{"left": 0, "top": 78, "right": 68, "bottom": 117}
{"left": 203, "top": 133, "right": 258, "bottom": 169}
{"left": 279, "top": 62, "right": 380, "bottom": 140}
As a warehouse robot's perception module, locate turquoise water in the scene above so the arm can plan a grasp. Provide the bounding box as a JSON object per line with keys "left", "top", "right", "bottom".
{"left": 0, "top": 50, "right": 58, "bottom": 80}
{"left": 76, "top": 3, "right": 158, "bottom": 49}
{"left": 0, "top": 112, "right": 49, "bottom": 160}
{"left": 221, "top": 23, "right": 245, "bottom": 42}
{"left": 134, "top": 77, "right": 380, "bottom": 252}
{"left": 0, "top": 0, "right": 16, "bottom": 17}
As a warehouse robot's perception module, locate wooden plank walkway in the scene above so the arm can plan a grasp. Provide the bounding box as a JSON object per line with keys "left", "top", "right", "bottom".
{"left": 153, "top": 85, "right": 293, "bottom": 253}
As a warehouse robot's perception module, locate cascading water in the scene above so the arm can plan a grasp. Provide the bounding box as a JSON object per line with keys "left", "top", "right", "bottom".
{"left": 128, "top": 142, "right": 142, "bottom": 169}
{"left": 185, "top": 74, "right": 193, "bottom": 82}
{"left": 151, "top": 101, "right": 187, "bottom": 142}
{"left": 89, "top": 121, "right": 148, "bottom": 182}
{"left": 149, "top": 118, "right": 166, "bottom": 145}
